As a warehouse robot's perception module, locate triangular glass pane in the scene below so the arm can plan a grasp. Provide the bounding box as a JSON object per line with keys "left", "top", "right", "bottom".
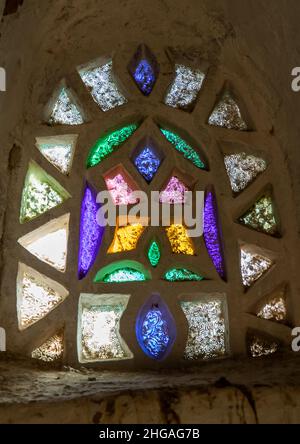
{"left": 160, "top": 176, "right": 189, "bottom": 204}
{"left": 18, "top": 213, "right": 69, "bottom": 272}
{"left": 224, "top": 153, "right": 266, "bottom": 193}
{"left": 48, "top": 86, "right": 84, "bottom": 125}
{"left": 240, "top": 244, "right": 274, "bottom": 288}
{"left": 208, "top": 91, "right": 247, "bottom": 130}
{"left": 128, "top": 44, "right": 159, "bottom": 96}
{"left": 32, "top": 330, "right": 64, "bottom": 362}
{"left": 239, "top": 195, "right": 279, "bottom": 236}
{"left": 78, "top": 59, "right": 127, "bottom": 111}
{"left": 255, "top": 285, "right": 287, "bottom": 322}
{"left": 20, "top": 161, "right": 71, "bottom": 224}
{"left": 248, "top": 333, "right": 279, "bottom": 357}
{"left": 78, "top": 293, "right": 133, "bottom": 363}
{"left": 164, "top": 64, "right": 205, "bottom": 110}
{"left": 17, "top": 263, "right": 68, "bottom": 331}
{"left": 104, "top": 165, "right": 139, "bottom": 205}
{"left": 147, "top": 240, "right": 161, "bottom": 267}
{"left": 36, "top": 134, "right": 78, "bottom": 175}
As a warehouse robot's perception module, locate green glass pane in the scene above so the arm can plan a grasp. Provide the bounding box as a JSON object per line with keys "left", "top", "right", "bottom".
{"left": 239, "top": 195, "right": 279, "bottom": 236}
{"left": 147, "top": 241, "right": 161, "bottom": 267}
{"left": 96, "top": 267, "right": 146, "bottom": 283}
{"left": 86, "top": 123, "right": 140, "bottom": 168}
{"left": 20, "top": 161, "right": 71, "bottom": 224}
{"left": 163, "top": 268, "right": 204, "bottom": 282}
{"left": 160, "top": 128, "right": 205, "bottom": 169}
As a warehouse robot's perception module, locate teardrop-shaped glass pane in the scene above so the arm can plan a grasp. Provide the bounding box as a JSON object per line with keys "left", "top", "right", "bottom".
{"left": 147, "top": 240, "right": 161, "bottom": 267}
{"left": 136, "top": 294, "right": 176, "bottom": 360}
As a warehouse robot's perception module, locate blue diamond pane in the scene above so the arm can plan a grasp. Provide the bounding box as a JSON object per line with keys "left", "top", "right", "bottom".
{"left": 128, "top": 45, "right": 159, "bottom": 96}
{"left": 133, "top": 60, "right": 156, "bottom": 96}
{"left": 134, "top": 146, "right": 161, "bottom": 182}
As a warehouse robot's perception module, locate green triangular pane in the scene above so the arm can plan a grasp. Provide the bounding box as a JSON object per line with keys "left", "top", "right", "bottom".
{"left": 239, "top": 195, "right": 279, "bottom": 236}
{"left": 20, "top": 161, "right": 71, "bottom": 224}
{"left": 147, "top": 241, "right": 161, "bottom": 267}
{"left": 163, "top": 268, "right": 204, "bottom": 282}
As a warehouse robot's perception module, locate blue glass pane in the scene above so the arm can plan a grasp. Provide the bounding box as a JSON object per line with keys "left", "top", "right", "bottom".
{"left": 133, "top": 59, "right": 156, "bottom": 96}
{"left": 141, "top": 306, "right": 170, "bottom": 359}
{"left": 134, "top": 146, "right": 161, "bottom": 182}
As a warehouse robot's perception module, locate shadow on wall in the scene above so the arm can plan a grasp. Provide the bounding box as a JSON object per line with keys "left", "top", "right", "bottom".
{"left": 3, "top": 0, "right": 24, "bottom": 16}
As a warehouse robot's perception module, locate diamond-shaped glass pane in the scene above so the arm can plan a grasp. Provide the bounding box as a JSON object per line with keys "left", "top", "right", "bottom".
{"left": 128, "top": 44, "right": 159, "bottom": 96}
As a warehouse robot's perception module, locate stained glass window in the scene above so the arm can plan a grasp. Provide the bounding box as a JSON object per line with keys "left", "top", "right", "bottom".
{"left": 15, "top": 45, "right": 285, "bottom": 368}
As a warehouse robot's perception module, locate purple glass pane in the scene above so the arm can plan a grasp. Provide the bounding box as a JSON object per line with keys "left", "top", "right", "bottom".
{"left": 203, "top": 189, "right": 226, "bottom": 279}
{"left": 78, "top": 183, "right": 105, "bottom": 279}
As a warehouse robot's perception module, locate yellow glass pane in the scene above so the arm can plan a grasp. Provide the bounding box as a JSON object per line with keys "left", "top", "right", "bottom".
{"left": 108, "top": 218, "right": 146, "bottom": 253}
{"left": 166, "top": 224, "right": 195, "bottom": 255}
